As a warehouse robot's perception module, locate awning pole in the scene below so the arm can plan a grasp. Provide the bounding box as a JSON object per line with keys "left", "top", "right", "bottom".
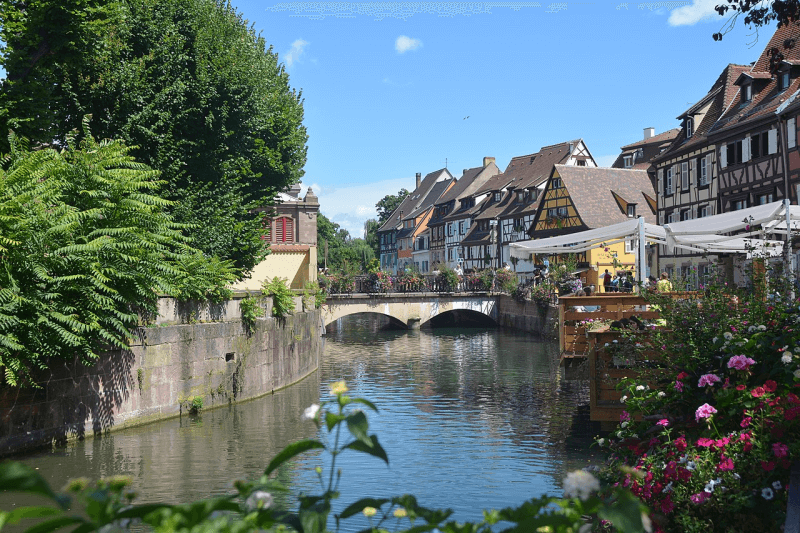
{"left": 786, "top": 199, "right": 794, "bottom": 300}
{"left": 637, "top": 216, "right": 646, "bottom": 289}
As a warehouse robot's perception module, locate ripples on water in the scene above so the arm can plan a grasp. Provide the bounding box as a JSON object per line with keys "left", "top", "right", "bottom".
{"left": 4, "top": 315, "right": 599, "bottom": 529}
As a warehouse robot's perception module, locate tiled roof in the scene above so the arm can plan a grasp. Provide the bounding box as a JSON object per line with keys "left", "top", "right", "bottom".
{"left": 613, "top": 129, "right": 680, "bottom": 169}
{"left": 709, "top": 24, "right": 800, "bottom": 137}
{"left": 551, "top": 166, "right": 657, "bottom": 229}
{"left": 377, "top": 168, "right": 453, "bottom": 233}
{"left": 403, "top": 180, "right": 453, "bottom": 220}
{"left": 473, "top": 139, "right": 580, "bottom": 195}
{"left": 653, "top": 63, "right": 749, "bottom": 163}
{"left": 619, "top": 128, "right": 680, "bottom": 150}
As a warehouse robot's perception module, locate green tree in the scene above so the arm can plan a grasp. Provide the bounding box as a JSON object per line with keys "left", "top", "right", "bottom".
{"left": 0, "top": 132, "right": 234, "bottom": 386}
{"left": 0, "top": 0, "right": 308, "bottom": 275}
{"left": 363, "top": 218, "right": 380, "bottom": 258}
{"left": 375, "top": 189, "right": 410, "bottom": 225}
{"left": 714, "top": 1, "right": 799, "bottom": 43}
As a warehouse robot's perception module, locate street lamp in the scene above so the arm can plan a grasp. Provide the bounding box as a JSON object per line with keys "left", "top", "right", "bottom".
{"left": 489, "top": 219, "right": 499, "bottom": 270}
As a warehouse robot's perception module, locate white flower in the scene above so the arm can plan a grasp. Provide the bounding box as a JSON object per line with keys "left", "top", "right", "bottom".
{"left": 748, "top": 326, "right": 756, "bottom": 333}
{"left": 604, "top": 343, "right": 610, "bottom": 347}
{"left": 758, "top": 325, "right": 767, "bottom": 331}
{"left": 641, "top": 512, "right": 653, "bottom": 533}
{"left": 631, "top": 434, "right": 639, "bottom": 439}
{"left": 303, "top": 404, "right": 320, "bottom": 420}
{"left": 563, "top": 470, "right": 601, "bottom": 501}
{"left": 657, "top": 391, "right": 666, "bottom": 398}
{"left": 773, "top": 480, "right": 782, "bottom": 491}
{"left": 713, "top": 337, "right": 719, "bottom": 344}
{"left": 724, "top": 332, "right": 734, "bottom": 340}
{"left": 245, "top": 491, "right": 273, "bottom": 511}
{"left": 617, "top": 431, "right": 624, "bottom": 438}
{"left": 762, "top": 487, "right": 774, "bottom": 500}
{"left": 782, "top": 353, "right": 793, "bottom": 365}
{"left": 664, "top": 481, "right": 674, "bottom": 493}
{"left": 597, "top": 438, "right": 605, "bottom": 446}
{"left": 687, "top": 461, "right": 696, "bottom": 471}
{"left": 794, "top": 369, "right": 800, "bottom": 379}
{"left": 679, "top": 455, "right": 688, "bottom": 464}
{"left": 621, "top": 421, "right": 629, "bottom": 428}
{"left": 613, "top": 340, "right": 619, "bottom": 344}
{"left": 733, "top": 473, "right": 741, "bottom": 480}
{"left": 620, "top": 395, "right": 628, "bottom": 403}
{"left": 636, "top": 385, "right": 646, "bottom": 391}
{"left": 704, "top": 482, "right": 715, "bottom": 493}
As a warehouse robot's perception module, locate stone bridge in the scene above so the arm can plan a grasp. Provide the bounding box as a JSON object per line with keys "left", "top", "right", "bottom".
{"left": 322, "top": 293, "right": 500, "bottom": 329}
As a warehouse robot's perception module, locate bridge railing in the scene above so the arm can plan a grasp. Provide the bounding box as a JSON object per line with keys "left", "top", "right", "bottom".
{"left": 327, "top": 275, "right": 497, "bottom": 296}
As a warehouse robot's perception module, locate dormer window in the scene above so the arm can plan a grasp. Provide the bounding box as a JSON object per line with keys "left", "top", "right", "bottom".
{"left": 685, "top": 118, "right": 693, "bottom": 139}
{"left": 743, "top": 82, "right": 752, "bottom": 102}
{"left": 782, "top": 70, "right": 791, "bottom": 91}
{"left": 552, "top": 178, "right": 562, "bottom": 189}
{"left": 627, "top": 203, "right": 637, "bottom": 218}
{"left": 494, "top": 192, "right": 501, "bottom": 202}
{"left": 623, "top": 155, "right": 633, "bottom": 168}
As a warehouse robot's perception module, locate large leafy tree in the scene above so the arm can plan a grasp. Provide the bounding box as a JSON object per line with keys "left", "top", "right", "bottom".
{"left": 375, "top": 189, "right": 410, "bottom": 226}
{"left": 0, "top": 0, "right": 308, "bottom": 274}
{"left": 0, "top": 132, "right": 236, "bottom": 386}
{"left": 714, "top": 0, "right": 800, "bottom": 42}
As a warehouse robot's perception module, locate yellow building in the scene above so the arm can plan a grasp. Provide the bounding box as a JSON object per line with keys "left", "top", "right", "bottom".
{"left": 530, "top": 165, "right": 658, "bottom": 289}
{"left": 231, "top": 184, "right": 319, "bottom": 291}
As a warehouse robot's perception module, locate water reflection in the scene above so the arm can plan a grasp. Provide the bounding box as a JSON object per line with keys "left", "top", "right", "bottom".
{"left": 5, "top": 315, "right": 597, "bottom": 530}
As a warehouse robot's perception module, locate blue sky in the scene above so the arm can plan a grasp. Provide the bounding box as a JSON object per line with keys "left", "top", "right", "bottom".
{"left": 8, "top": 1, "right": 776, "bottom": 237}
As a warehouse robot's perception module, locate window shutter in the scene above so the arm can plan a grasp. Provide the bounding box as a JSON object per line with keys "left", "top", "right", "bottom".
{"left": 769, "top": 128, "right": 778, "bottom": 154}
{"left": 658, "top": 168, "right": 664, "bottom": 194}
{"left": 705, "top": 154, "right": 712, "bottom": 184}
{"left": 681, "top": 161, "right": 689, "bottom": 189}
{"left": 690, "top": 159, "right": 696, "bottom": 185}
{"left": 659, "top": 212, "right": 664, "bottom": 224}
{"left": 720, "top": 144, "right": 727, "bottom": 168}
{"left": 743, "top": 135, "right": 751, "bottom": 162}
{"left": 790, "top": 117, "right": 797, "bottom": 149}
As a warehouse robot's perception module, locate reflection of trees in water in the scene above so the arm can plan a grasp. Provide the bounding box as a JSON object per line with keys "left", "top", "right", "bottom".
{"left": 9, "top": 373, "right": 322, "bottom": 507}
{"left": 323, "top": 316, "right": 595, "bottom": 474}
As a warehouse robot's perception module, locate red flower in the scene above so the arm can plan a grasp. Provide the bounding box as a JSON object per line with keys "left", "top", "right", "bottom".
{"left": 773, "top": 442, "right": 789, "bottom": 458}
{"left": 674, "top": 437, "right": 687, "bottom": 451}
{"left": 740, "top": 416, "right": 752, "bottom": 428}
{"left": 762, "top": 460, "right": 776, "bottom": 471}
{"left": 677, "top": 372, "right": 690, "bottom": 380}
{"left": 752, "top": 387, "right": 766, "bottom": 398}
{"left": 717, "top": 456, "right": 735, "bottom": 471}
{"left": 736, "top": 384, "right": 747, "bottom": 391}
{"left": 764, "top": 380, "right": 778, "bottom": 393}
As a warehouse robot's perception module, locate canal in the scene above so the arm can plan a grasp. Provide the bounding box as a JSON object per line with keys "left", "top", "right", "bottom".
{"left": 5, "top": 316, "right": 599, "bottom": 528}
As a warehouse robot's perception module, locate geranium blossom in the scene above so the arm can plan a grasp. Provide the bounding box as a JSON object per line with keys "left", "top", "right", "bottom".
{"left": 764, "top": 380, "right": 778, "bottom": 392}
{"left": 695, "top": 403, "right": 718, "bottom": 422}
{"left": 717, "top": 457, "right": 735, "bottom": 471}
{"left": 751, "top": 387, "right": 766, "bottom": 398}
{"left": 698, "top": 374, "right": 721, "bottom": 387}
{"left": 772, "top": 442, "right": 789, "bottom": 458}
{"left": 690, "top": 491, "right": 709, "bottom": 504}
{"left": 657, "top": 419, "right": 669, "bottom": 427}
{"left": 727, "top": 355, "right": 756, "bottom": 370}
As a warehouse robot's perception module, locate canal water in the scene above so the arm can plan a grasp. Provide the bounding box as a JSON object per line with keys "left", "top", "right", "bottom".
{"left": 4, "top": 316, "right": 598, "bottom": 528}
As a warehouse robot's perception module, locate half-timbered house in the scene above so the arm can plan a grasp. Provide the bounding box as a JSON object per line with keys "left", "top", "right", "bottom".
{"left": 396, "top": 178, "right": 456, "bottom": 273}
{"left": 651, "top": 63, "right": 748, "bottom": 281}
{"left": 530, "top": 166, "right": 657, "bottom": 288}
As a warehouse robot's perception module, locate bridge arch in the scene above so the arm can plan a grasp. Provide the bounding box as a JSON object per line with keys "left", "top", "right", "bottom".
{"left": 322, "top": 295, "right": 499, "bottom": 329}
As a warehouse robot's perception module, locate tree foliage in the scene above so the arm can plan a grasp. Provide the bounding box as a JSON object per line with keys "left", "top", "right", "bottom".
{"left": 0, "top": 132, "right": 235, "bottom": 386}
{"left": 317, "top": 213, "right": 375, "bottom": 272}
{"left": 0, "top": 0, "right": 308, "bottom": 274}
{"left": 375, "top": 189, "right": 409, "bottom": 226}
{"left": 713, "top": 0, "right": 800, "bottom": 43}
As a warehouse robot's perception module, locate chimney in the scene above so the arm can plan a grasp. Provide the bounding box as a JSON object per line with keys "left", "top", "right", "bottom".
{"left": 644, "top": 127, "right": 655, "bottom": 140}
{"left": 483, "top": 157, "right": 495, "bottom": 167}
{"left": 415, "top": 172, "right": 421, "bottom": 189}
{"left": 463, "top": 169, "right": 468, "bottom": 175}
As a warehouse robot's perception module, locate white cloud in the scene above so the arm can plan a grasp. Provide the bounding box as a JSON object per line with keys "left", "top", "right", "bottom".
{"left": 395, "top": 35, "right": 422, "bottom": 54}
{"left": 285, "top": 39, "right": 309, "bottom": 66}
{"left": 668, "top": 0, "right": 719, "bottom": 26}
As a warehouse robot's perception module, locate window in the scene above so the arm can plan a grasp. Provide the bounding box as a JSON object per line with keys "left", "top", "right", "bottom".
{"left": 686, "top": 118, "right": 693, "bottom": 138}
{"left": 699, "top": 156, "right": 708, "bottom": 186}
{"left": 726, "top": 140, "right": 743, "bottom": 166}
{"left": 751, "top": 131, "right": 770, "bottom": 159}
{"left": 448, "top": 224, "right": 453, "bottom": 237}
{"left": 557, "top": 206, "right": 568, "bottom": 217}
{"left": 552, "top": 178, "right": 563, "bottom": 189}
{"left": 700, "top": 205, "right": 710, "bottom": 218}
{"left": 494, "top": 192, "right": 502, "bottom": 202}
{"left": 625, "top": 239, "right": 634, "bottom": 254}
{"left": 744, "top": 83, "right": 752, "bottom": 102}
{"left": 459, "top": 221, "right": 465, "bottom": 234}
{"left": 782, "top": 70, "right": 791, "bottom": 90}
{"left": 623, "top": 155, "right": 632, "bottom": 168}
{"left": 577, "top": 159, "right": 586, "bottom": 166}
{"left": 665, "top": 166, "right": 674, "bottom": 195}
{"left": 681, "top": 161, "right": 689, "bottom": 190}
{"left": 790, "top": 117, "right": 797, "bottom": 149}
{"left": 733, "top": 199, "right": 748, "bottom": 210}
{"left": 627, "top": 204, "right": 636, "bottom": 217}
{"left": 680, "top": 209, "right": 691, "bottom": 221}
{"left": 274, "top": 217, "right": 294, "bottom": 243}
{"left": 531, "top": 189, "right": 539, "bottom": 201}
{"left": 757, "top": 192, "right": 774, "bottom": 205}
{"left": 667, "top": 212, "right": 676, "bottom": 224}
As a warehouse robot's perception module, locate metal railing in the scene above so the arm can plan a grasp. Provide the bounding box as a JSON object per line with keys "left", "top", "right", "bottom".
{"left": 325, "top": 275, "right": 499, "bottom": 296}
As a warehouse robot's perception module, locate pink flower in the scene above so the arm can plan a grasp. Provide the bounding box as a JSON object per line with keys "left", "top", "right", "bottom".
{"left": 715, "top": 437, "right": 730, "bottom": 448}
{"left": 690, "top": 492, "right": 710, "bottom": 504}
{"left": 657, "top": 419, "right": 669, "bottom": 427}
{"left": 727, "top": 355, "right": 756, "bottom": 370}
{"left": 717, "top": 456, "right": 735, "bottom": 471}
{"left": 698, "top": 374, "right": 721, "bottom": 387}
{"left": 764, "top": 380, "right": 778, "bottom": 393}
{"left": 696, "top": 437, "right": 714, "bottom": 447}
{"left": 695, "top": 403, "right": 717, "bottom": 422}
{"left": 620, "top": 411, "right": 631, "bottom": 422}
{"left": 752, "top": 387, "right": 766, "bottom": 398}
{"left": 773, "top": 442, "right": 789, "bottom": 458}
{"left": 675, "top": 381, "right": 684, "bottom": 392}
{"left": 741, "top": 416, "right": 752, "bottom": 428}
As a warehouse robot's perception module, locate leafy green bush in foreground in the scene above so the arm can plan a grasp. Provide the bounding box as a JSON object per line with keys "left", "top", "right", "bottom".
{"left": 0, "top": 382, "right": 649, "bottom": 533}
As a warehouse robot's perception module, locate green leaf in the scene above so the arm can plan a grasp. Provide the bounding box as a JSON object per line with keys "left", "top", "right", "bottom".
{"left": 1, "top": 506, "right": 62, "bottom": 526}
{"left": 351, "top": 398, "right": 379, "bottom": 412}
{"left": 264, "top": 439, "right": 325, "bottom": 476}
{"left": 325, "top": 412, "right": 346, "bottom": 431}
{"left": 598, "top": 491, "right": 647, "bottom": 533}
{"left": 346, "top": 411, "right": 371, "bottom": 446}
{"left": 338, "top": 498, "right": 390, "bottom": 519}
{"left": 20, "top": 516, "right": 84, "bottom": 533}
{"left": 343, "top": 435, "right": 389, "bottom": 464}
{"left": 114, "top": 504, "right": 172, "bottom": 520}
{"left": 0, "top": 462, "right": 67, "bottom": 508}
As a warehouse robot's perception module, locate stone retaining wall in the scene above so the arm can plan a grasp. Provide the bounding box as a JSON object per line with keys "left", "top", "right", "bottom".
{"left": 0, "top": 297, "right": 322, "bottom": 456}
{"left": 496, "top": 295, "right": 558, "bottom": 337}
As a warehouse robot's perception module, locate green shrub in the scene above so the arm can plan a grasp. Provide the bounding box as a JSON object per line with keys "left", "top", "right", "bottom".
{"left": 302, "top": 280, "right": 326, "bottom": 309}
{"left": 190, "top": 396, "right": 203, "bottom": 414}
{"left": 437, "top": 265, "right": 460, "bottom": 291}
{"left": 262, "top": 277, "right": 295, "bottom": 318}
{"left": 239, "top": 294, "right": 265, "bottom": 331}
{"left": 495, "top": 269, "right": 517, "bottom": 293}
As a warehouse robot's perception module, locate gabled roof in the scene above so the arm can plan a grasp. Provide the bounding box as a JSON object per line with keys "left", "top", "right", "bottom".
{"left": 620, "top": 129, "right": 681, "bottom": 150}
{"left": 402, "top": 179, "right": 454, "bottom": 221}
{"left": 613, "top": 129, "right": 680, "bottom": 170}
{"left": 473, "top": 140, "right": 581, "bottom": 195}
{"left": 377, "top": 168, "right": 453, "bottom": 233}
{"left": 709, "top": 23, "right": 800, "bottom": 136}
{"left": 437, "top": 162, "right": 500, "bottom": 205}
{"left": 653, "top": 63, "right": 749, "bottom": 163}
{"left": 549, "top": 166, "right": 656, "bottom": 229}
